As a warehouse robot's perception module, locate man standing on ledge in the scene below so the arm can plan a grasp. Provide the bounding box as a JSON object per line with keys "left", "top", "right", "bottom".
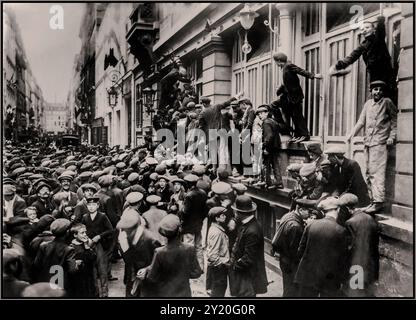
{"left": 273, "top": 52, "right": 322, "bottom": 143}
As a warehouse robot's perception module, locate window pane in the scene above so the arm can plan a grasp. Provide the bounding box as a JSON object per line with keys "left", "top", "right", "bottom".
{"left": 326, "top": 3, "right": 379, "bottom": 32}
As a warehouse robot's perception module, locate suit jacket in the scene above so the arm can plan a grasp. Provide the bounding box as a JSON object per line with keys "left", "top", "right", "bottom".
{"left": 180, "top": 187, "right": 208, "bottom": 234}
{"left": 145, "top": 241, "right": 203, "bottom": 297}
{"left": 345, "top": 211, "right": 379, "bottom": 284}
{"left": 96, "top": 189, "right": 120, "bottom": 227}
{"left": 53, "top": 190, "right": 78, "bottom": 207}
{"left": 230, "top": 217, "right": 268, "bottom": 296}
{"left": 31, "top": 198, "right": 55, "bottom": 218}
{"left": 12, "top": 195, "right": 27, "bottom": 217}
{"left": 295, "top": 216, "right": 350, "bottom": 290}
{"left": 262, "top": 117, "right": 281, "bottom": 151}
{"left": 198, "top": 97, "right": 236, "bottom": 139}
{"left": 329, "top": 158, "right": 371, "bottom": 207}
{"left": 335, "top": 16, "right": 394, "bottom": 84}
{"left": 81, "top": 212, "right": 114, "bottom": 251}
{"left": 276, "top": 63, "right": 315, "bottom": 104}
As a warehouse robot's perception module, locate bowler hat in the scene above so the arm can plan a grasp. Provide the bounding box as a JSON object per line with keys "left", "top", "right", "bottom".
{"left": 231, "top": 195, "right": 257, "bottom": 214}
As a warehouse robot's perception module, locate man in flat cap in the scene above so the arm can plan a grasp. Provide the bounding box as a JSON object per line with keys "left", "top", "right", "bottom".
{"left": 229, "top": 195, "right": 268, "bottom": 297}
{"left": 324, "top": 145, "right": 371, "bottom": 208}
{"left": 167, "top": 176, "right": 186, "bottom": 215}
{"left": 31, "top": 183, "right": 55, "bottom": 218}
{"left": 346, "top": 80, "right": 397, "bottom": 214}
{"left": 340, "top": 193, "right": 379, "bottom": 297}
{"left": 136, "top": 214, "right": 203, "bottom": 297}
{"left": 206, "top": 207, "right": 230, "bottom": 297}
{"left": 272, "top": 198, "right": 313, "bottom": 297}
{"left": 142, "top": 195, "right": 168, "bottom": 245}
{"left": 33, "top": 218, "right": 79, "bottom": 287}
{"left": 117, "top": 208, "right": 161, "bottom": 297}
{"left": 54, "top": 174, "right": 78, "bottom": 208}
{"left": 273, "top": 52, "right": 322, "bottom": 143}
{"left": 295, "top": 197, "right": 350, "bottom": 297}
{"left": 180, "top": 174, "right": 208, "bottom": 271}
{"left": 81, "top": 196, "right": 115, "bottom": 297}
{"left": 155, "top": 175, "right": 172, "bottom": 210}
{"left": 3, "top": 182, "right": 27, "bottom": 221}
{"left": 256, "top": 105, "right": 284, "bottom": 190}
{"left": 298, "top": 162, "right": 324, "bottom": 201}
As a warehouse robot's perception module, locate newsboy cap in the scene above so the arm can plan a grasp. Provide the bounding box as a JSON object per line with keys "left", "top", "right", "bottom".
{"left": 338, "top": 193, "right": 359, "bottom": 207}
{"left": 232, "top": 183, "right": 247, "bottom": 195}
{"left": 146, "top": 195, "right": 161, "bottom": 204}
{"left": 211, "top": 182, "right": 232, "bottom": 195}
{"left": 306, "top": 142, "right": 323, "bottom": 155}
{"left": 369, "top": 80, "right": 387, "bottom": 90}
{"left": 98, "top": 175, "right": 115, "bottom": 187}
{"left": 126, "top": 192, "right": 144, "bottom": 205}
{"left": 50, "top": 218, "right": 71, "bottom": 236}
{"left": 324, "top": 145, "right": 346, "bottom": 155}
{"left": 208, "top": 206, "right": 227, "bottom": 219}
{"left": 299, "top": 163, "right": 316, "bottom": 177}
{"left": 117, "top": 208, "right": 140, "bottom": 229}
{"left": 317, "top": 197, "right": 340, "bottom": 212}
{"left": 158, "top": 214, "right": 181, "bottom": 238}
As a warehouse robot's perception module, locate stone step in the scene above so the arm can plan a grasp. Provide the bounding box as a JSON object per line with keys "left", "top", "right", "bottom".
{"left": 391, "top": 204, "right": 413, "bottom": 222}
{"left": 375, "top": 214, "right": 413, "bottom": 244}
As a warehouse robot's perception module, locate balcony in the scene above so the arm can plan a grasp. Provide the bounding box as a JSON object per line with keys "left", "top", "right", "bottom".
{"left": 126, "top": 3, "right": 159, "bottom": 73}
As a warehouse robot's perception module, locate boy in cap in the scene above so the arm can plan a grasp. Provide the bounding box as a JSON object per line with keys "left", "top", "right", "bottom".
{"left": 167, "top": 177, "right": 186, "bottom": 214}
{"left": 81, "top": 196, "right": 115, "bottom": 297}
{"left": 67, "top": 223, "right": 98, "bottom": 297}
{"left": 295, "top": 197, "right": 349, "bottom": 297}
{"left": 136, "top": 214, "right": 203, "bottom": 297}
{"left": 256, "top": 105, "right": 284, "bottom": 190}
{"left": 298, "top": 163, "right": 324, "bottom": 200}
{"left": 206, "top": 207, "right": 230, "bottom": 297}
{"left": 116, "top": 208, "right": 161, "bottom": 297}
{"left": 346, "top": 80, "right": 397, "bottom": 214}
{"left": 273, "top": 52, "right": 322, "bottom": 143}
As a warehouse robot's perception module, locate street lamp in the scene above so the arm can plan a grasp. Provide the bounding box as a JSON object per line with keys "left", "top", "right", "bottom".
{"left": 107, "top": 86, "right": 118, "bottom": 107}
{"left": 142, "top": 86, "right": 156, "bottom": 125}
{"left": 239, "top": 4, "right": 259, "bottom": 55}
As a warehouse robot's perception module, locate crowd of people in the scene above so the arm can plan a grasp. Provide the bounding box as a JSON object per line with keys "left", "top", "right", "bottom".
{"left": 3, "top": 14, "right": 398, "bottom": 298}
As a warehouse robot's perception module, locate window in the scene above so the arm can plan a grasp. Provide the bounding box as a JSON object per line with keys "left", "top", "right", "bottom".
{"left": 304, "top": 47, "right": 321, "bottom": 136}
{"left": 302, "top": 3, "right": 320, "bottom": 36}
{"left": 326, "top": 3, "right": 379, "bottom": 32}
{"left": 233, "top": 33, "right": 243, "bottom": 64}
{"left": 135, "top": 85, "right": 142, "bottom": 129}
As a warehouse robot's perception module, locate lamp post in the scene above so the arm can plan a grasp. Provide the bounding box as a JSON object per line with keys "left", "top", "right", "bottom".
{"left": 107, "top": 86, "right": 118, "bottom": 107}
{"left": 239, "top": 4, "right": 258, "bottom": 98}
{"left": 143, "top": 86, "right": 155, "bottom": 128}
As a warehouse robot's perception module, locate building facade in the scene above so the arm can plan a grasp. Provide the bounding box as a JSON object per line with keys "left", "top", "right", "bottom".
{"left": 43, "top": 102, "right": 67, "bottom": 134}
{"left": 69, "top": 3, "right": 413, "bottom": 296}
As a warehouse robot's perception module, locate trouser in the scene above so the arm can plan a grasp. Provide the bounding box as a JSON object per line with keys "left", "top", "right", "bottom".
{"left": 95, "top": 243, "right": 109, "bottom": 297}
{"left": 182, "top": 231, "right": 204, "bottom": 271}
{"left": 281, "top": 100, "right": 310, "bottom": 138}
{"left": 250, "top": 143, "right": 263, "bottom": 177}
{"left": 206, "top": 264, "right": 228, "bottom": 297}
{"left": 281, "top": 269, "right": 299, "bottom": 297}
{"left": 365, "top": 144, "right": 387, "bottom": 203}
{"left": 263, "top": 151, "right": 283, "bottom": 186}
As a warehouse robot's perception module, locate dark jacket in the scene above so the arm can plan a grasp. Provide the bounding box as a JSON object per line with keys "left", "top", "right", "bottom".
{"left": 159, "top": 67, "right": 191, "bottom": 110}
{"left": 31, "top": 198, "right": 55, "bottom": 218}
{"left": 345, "top": 211, "right": 379, "bottom": 285}
{"left": 33, "top": 237, "right": 78, "bottom": 287}
{"left": 295, "top": 216, "right": 350, "bottom": 290}
{"left": 120, "top": 228, "right": 161, "bottom": 297}
{"left": 329, "top": 158, "right": 371, "bottom": 207}
{"left": 335, "top": 16, "right": 394, "bottom": 84}
{"left": 272, "top": 211, "right": 305, "bottom": 273}
{"left": 81, "top": 212, "right": 114, "bottom": 251}
{"left": 198, "top": 97, "right": 236, "bottom": 139}
{"left": 180, "top": 187, "right": 208, "bottom": 234}
{"left": 8, "top": 195, "right": 27, "bottom": 217}
{"left": 230, "top": 217, "right": 268, "bottom": 296}
{"left": 96, "top": 189, "right": 120, "bottom": 227}
{"left": 2, "top": 276, "right": 29, "bottom": 298}
{"left": 276, "top": 63, "right": 315, "bottom": 104}
{"left": 144, "top": 240, "right": 203, "bottom": 297}
{"left": 262, "top": 118, "right": 281, "bottom": 151}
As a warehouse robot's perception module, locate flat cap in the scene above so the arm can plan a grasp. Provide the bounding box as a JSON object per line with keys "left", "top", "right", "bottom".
{"left": 158, "top": 214, "right": 180, "bottom": 238}
{"left": 50, "top": 218, "right": 71, "bottom": 236}
{"left": 306, "top": 142, "right": 323, "bottom": 155}
{"left": 208, "top": 206, "right": 227, "bottom": 219}
{"left": 79, "top": 171, "right": 93, "bottom": 180}
{"left": 170, "top": 176, "right": 186, "bottom": 185}
{"left": 324, "top": 145, "right": 346, "bottom": 155}
{"left": 130, "top": 157, "right": 139, "bottom": 166}
{"left": 299, "top": 163, "right": 316, "bottom": 177}
{"left": 338, "top": 193, "right": 359, "bottom": 207}
{"left": 370, "top": 80, "right": 387, "bottom": 90}
{"left": 128, "top": 172, "right": 140, "bottom": 183}
{"left": 149, "top": 172, "right": 159, "bottom": 181}
{"left": 157, "top": 175, "right": 169, "bottom": 182}
{"left": 212, "top": 182, "right": 233, "bottom": 195}
{"left": 200, "top": 96, "right": 211, "bottom": 104}
{"left": 58, "top": 174, "right": 73, "bottom": 182}
{"left": 91, "top": 170, "right": 105, "bottom": 181}
{"left": 155, "top": 164, "right": 167, "bottom": 174}
{"left": 67, "top": 165, "right": 77, "bottom": 172}
{"left": 255, "top": 105, "right": 269, "bottom": 115}
{"left": 81, "top": 183, "right": 99, "bottom": 192}
{"left": 35, "top": 182, "right": 51, "bottom": 193}
{"left": 192, "top": 164, "right": 206, "bottom": 176}
{"left": 146, "top": 195, "right": 161, "bottom": 204}
{"left": 145, "top": 157, "right": 158, "bottom": 166}
{"left": 126, "top": 192, "right": 144, "bottom": 205}
{"left": 98, "top": 175, "right": 115, "bottom": 187}
{"left": 184, "top": 174, "right": 199, "bottom": 183}
{"left": 317, "top": 197, "right": 340, "bottom": 211}
{"left": 80, "top": 162, "right": 94, "bottom": 171}
{"left": 287, "top": 163, "right": 304, "bottom": 172}
{"left": 117, "top": 208, "right": 140, "bottom": 229}
{"left": 116, "top": 162, "right": 126, "bottom": 170}
{"left": 232, "top": 183, "right": 247, "bottom": 194}
{"left": 296, "top": 198, "right": 318, "bottom": 209}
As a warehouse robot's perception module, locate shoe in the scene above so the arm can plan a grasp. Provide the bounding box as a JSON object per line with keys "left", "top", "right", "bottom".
{"left": 364, "top": 202, "right": 384, "bottom": 214}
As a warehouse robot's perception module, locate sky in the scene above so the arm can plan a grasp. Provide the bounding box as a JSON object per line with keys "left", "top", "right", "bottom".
{"left": 5, "top": 3, "right": 84, "bottom": 103}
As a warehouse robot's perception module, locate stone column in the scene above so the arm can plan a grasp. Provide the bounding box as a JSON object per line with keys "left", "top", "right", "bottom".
{"left": 198, "top": 35, "right": 232, "bottom": 105}
{"left": 275, "top": 3, "right": 294, "bottom": 60}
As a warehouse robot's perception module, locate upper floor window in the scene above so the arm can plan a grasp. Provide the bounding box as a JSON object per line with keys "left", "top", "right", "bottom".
{"left": 326, "top": 3, "right": 379, "bottom": 32}
{"left": 302, "top": 3, "right": 320, "bottom": 36}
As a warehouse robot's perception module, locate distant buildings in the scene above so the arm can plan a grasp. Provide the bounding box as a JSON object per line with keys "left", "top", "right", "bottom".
{"left": 43, "top": 102, "right": 68, "bottom": 134}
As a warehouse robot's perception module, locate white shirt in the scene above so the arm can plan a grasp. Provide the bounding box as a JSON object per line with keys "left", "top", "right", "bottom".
{"left": 89, "top": 212, "right": 97, "bottom": 221}
{"left": 3, "top": 195, "right": 16, "bottom": 221}
{"left": 241, "top": 215, "right": 255, "bottom": 225}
